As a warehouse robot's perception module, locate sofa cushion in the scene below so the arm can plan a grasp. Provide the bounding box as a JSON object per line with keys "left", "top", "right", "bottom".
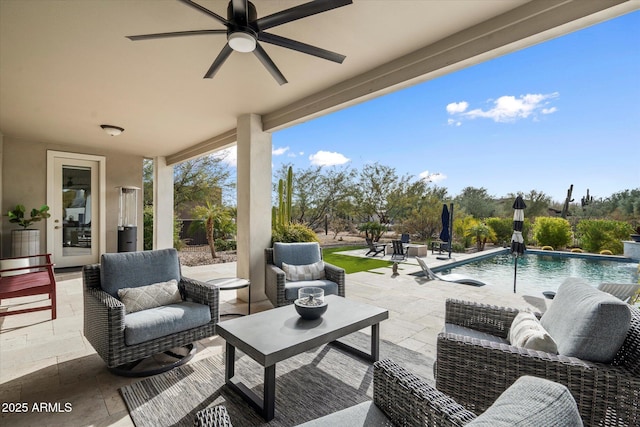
{"left": 285, "top": 279, "right": 339, "bottom": 301}
{"left": 273, "top": 242, "right": 321, "bottom": 269}
{"left": 443, "top": 323, "right": 510, "bottom": 345}
{"left": 283, "top": 261, "right": 326, "bottom": 281}
{"left": 100, "top": 249, "right": 181, "bottom": 298}
{"left": 508, "top": 311, "right": 558, "bottom": 354}
{"left": 540, "top": 277, "right": 631, "bottom": 362}
{"left": 295, "top": 401, "right": 389, "bottom": 427}
{"left": 468, "top": 376, "right": 583, "bottom": 426}
{"left": 123, "top": 301, "right": 211, "bottom": 346}
{"left": 117, "top": 279, "right": 182, "bottom": 314}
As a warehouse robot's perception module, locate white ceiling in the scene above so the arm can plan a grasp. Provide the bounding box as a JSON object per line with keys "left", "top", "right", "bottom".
{"left": 1, "top": 0, "right": 636, "bottom": 162}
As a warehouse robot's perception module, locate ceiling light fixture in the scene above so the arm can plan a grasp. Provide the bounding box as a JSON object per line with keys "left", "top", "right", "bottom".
{"left": 227, "top": 32, "right": 256, "bottom": 53}
{"left": 100, "top": 124, "right": 124, "bottom": 136}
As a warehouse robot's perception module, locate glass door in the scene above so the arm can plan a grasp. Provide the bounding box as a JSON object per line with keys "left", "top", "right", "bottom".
{"left": 47, "top": 152, "right": 105, "bottom": 268}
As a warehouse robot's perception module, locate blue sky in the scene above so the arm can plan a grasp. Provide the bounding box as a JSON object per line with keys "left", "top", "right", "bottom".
{"left": 226, "top": 10, "right": 639, "bottom": 204}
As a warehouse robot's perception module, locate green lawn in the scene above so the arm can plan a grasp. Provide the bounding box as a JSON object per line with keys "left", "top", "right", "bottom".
{"left": 322, "top": 246, "right": 393, "bottom": 274}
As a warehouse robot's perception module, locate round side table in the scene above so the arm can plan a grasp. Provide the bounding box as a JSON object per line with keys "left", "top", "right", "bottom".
{"left": 207, "top": 278, "right": 251, "bottom": 316}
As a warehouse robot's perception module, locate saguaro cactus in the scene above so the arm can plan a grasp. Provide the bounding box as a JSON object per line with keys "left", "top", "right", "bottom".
{"left": 275, "top": 166, "right": 294, "bottom": 227}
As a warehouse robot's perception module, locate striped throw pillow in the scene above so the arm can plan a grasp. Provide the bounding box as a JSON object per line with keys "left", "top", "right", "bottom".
{"left": 282, "top": 261, "right": 326, "bottom": 281}
{"left": 509, "top": 311, "right": 558, "bottom": 354}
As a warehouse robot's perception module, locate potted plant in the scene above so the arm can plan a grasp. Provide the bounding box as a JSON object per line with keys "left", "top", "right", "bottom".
{"left": 6, "top": 204, "right": 51, "bottom": 256}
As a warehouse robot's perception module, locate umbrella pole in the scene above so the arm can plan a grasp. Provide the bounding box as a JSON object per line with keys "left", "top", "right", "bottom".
{"left": 513, "top": 255, "right": 518, "bottom": 293}
{"left": 448, "top": 203, "right": 453, "bottom": 259}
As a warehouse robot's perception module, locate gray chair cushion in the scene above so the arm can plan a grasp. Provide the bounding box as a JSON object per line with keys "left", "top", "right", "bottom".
{"left": 100, "top": 249, "right": 181, "bottom": 298}
{"left": 284, "top": 279, "right": 339, "bottom": 301}
{"left": 468, "top": 375, "right": 583, "bottom": 426}
{"left": 443, "top": 323, "right": 510, "bottom": 345}
{"left": 123, "top": 301, "right": 211, "bottom": 345}
{"left": 295, "top": 401, "right": 392, "bottom": 427}
{"left": 540, "top": 277, "right": 631, "bottom": 363}
{"left": 273, "top": 242, "right": 321, "bottom": 269}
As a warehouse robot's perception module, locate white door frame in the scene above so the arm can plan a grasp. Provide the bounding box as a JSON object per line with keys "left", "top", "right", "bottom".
{"left": 47, "top": 150, "right": 106, "bottom": 267}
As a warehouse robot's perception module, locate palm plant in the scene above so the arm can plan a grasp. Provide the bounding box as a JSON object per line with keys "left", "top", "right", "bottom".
{"left": 466, "top": 222, "right": 495, "bottom": 252}
{"left": 192, "top": 201, "right": 235, "bottom": 258}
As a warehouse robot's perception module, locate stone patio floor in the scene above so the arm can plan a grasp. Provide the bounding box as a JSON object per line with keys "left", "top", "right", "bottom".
{"left": 0, "top": 248, "right": 550, "bottom": 426}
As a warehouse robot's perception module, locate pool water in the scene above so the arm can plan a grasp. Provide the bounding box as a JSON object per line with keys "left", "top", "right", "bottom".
{"left": 441, "top": 253, "right": 639, "bottom": 295}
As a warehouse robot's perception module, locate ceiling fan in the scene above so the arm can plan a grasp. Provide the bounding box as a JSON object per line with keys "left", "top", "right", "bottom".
{"left": 127, "top": 0, "right": 352, "bottom": 85}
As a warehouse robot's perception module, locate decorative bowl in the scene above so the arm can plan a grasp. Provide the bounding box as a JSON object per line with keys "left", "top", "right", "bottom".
{"left": 294, "top": 287, "right": 327, "bottom": 320}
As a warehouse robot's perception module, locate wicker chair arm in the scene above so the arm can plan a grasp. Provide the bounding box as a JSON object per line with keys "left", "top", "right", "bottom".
{"left": 181, "top": 276, "right": 219, "bottom": 324}
{"left": 444, "top": 298, "right": 538, "bottom": 339}
{"left": 83, "top": 287, "right": 126, "bottom": 363}
{"left": 374, "top": 359, "right": 477, "bottom": 426}
{"left": 612, "top": 304, "right": 640, "bottom": 375}
{"left": 265, "top": 264, "right": 287, "bottom": 306}
{"left": 324, "top": 262, "right": 346, "bottom": 297}
{"left": 194, "top": 405, "right": 233, "bottom": 427}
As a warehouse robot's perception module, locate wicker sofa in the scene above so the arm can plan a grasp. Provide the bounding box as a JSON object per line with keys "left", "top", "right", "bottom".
{"left": 195, "top": 358, "right": 582, "bottom": 426}
{"left": 436, "top": 294, "right": 640, "bottom": 426}
{"left": 265, "top": 242, "right": 345, "bottom": 307}
{"left": 83, "top": 249, "right": 219, "bottom": 374}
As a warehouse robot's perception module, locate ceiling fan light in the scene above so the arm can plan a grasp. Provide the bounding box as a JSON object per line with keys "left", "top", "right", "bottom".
{"left": 228, "top": 32, "right": 256, "bottom": 53}
{"left": 100, "top": 124, "right": 124, "bottom": 136}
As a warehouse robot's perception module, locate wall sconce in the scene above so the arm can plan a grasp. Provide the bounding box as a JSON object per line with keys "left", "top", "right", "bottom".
{"left": 100, "top": 124, "right": 125, "bottom": 136}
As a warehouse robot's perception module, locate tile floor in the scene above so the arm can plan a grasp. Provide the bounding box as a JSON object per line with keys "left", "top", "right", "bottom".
{"left": 1, "top": 249, "right": 548, "bottom": 426}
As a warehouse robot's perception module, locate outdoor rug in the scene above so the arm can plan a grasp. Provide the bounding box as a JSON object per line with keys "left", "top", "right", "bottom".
{"left": 119, "top": 332, "right": 435, "bottom": 427}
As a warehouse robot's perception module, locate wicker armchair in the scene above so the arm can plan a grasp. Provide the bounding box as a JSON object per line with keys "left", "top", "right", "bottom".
{"left": 264, "top": 242, "right": 345, "bottom": 307}
{"left": 83, "top": 249, "right": 219, "bottom": 375}
{"left": 196, "top": 359, "right": 582, "bottom": 426}
{"left": 436, "top": 298, "right": 640, "bottom": 427}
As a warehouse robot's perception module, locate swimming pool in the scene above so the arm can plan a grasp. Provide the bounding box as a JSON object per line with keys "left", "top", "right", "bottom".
{"left": 439, "top": 251, "right": 639, "bottom": 295}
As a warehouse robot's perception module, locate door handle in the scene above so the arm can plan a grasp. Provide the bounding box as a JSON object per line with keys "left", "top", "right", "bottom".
{"left": 55, "top": 226, "right": 61, "bottom": 229}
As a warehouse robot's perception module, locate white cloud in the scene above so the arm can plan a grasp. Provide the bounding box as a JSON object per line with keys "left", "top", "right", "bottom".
{"left": 447, "top": 92, "right": 559, "bottom": 123}
{"left": 446, "top": 101, "right": 468, "bottom": 114}
{"left": 272, "top": 146, "right": 289, "bottom": 156}
{"left": 419, "top": 170, "right": 447, "bottom": 183}
{"left": 447, "top": 118, "right": 462, "bottom": 127}
{"left": 309, "top": 150, "right": 350, "bottom": 166}
{"left": 215, "top": 146, "right": 237, "bottom": 167}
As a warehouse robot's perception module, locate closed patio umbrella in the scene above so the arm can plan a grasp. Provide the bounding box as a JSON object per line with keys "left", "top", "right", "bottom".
{"left": 439, "top": 204, "right": 450, "bottom": 243}
{"left": 439, "top": 204, "right": 452, "bottom": 259}
{"left": 511, "top": 195, "right": 526, "bottom": 293}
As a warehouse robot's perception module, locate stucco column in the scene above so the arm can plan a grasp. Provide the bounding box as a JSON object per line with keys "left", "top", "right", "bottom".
{"left": 236, "top": 114, "right": 272, "bottom": 302}
{"left": 153, "top": 156, "right": 174, "bottom": 249}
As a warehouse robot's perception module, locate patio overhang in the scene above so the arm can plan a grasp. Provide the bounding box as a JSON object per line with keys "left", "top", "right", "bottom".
{"left": 1, "top": 1, "right": 637, "bottom": 161}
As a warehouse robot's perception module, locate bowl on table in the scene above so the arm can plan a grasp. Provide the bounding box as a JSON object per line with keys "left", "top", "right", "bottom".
{"left": 294, "top": 287, "right": 328, "bottom": 320}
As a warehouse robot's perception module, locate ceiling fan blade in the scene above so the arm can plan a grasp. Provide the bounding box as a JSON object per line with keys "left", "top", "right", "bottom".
{"left": 126, "top": 30, "right": 226, "bottom": 41}
{"left": 178, "top": 0, "right": 229, "bottom": 26}
{"left": 231, "top": 0, "right": 249, "bottom": 26}
{"left": 253, "top": 43, "right": 287, "bottom": 85}
{"left": 258, "top": 32, "right": 345, "bottom": 64}
{"left": 204, "top": 44, "right": 234, "bottom": 79}
{"left": 255, "top": 0, "right": 352, "bottom": 31}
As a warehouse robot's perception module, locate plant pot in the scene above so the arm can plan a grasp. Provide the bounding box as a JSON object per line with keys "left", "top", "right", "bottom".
{"left": 630, "top": 234, "right": 640, "bottom": 243}
{"left": 11, "top": 229, "right": 40, "bottom": 257}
